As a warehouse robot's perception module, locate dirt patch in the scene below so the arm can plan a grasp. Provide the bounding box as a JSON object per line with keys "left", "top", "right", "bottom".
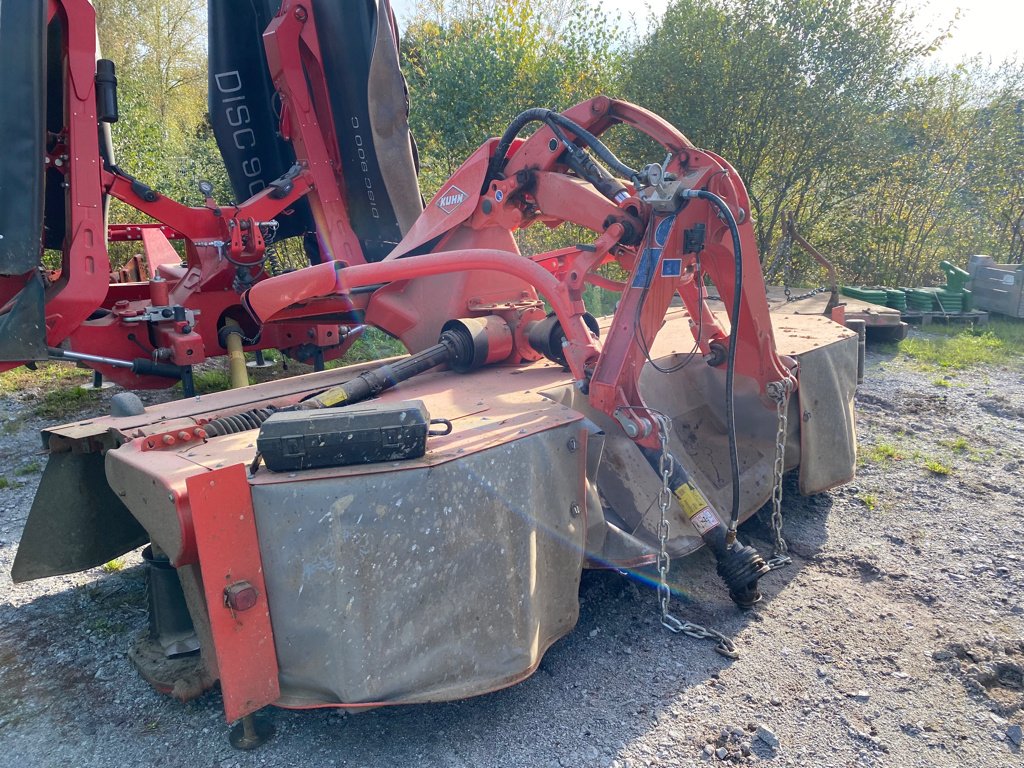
{"left": 934, "top": 640, "right": 1024, "bottom": 717}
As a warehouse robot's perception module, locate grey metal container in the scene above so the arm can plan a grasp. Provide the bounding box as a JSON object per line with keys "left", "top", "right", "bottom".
{"left": 967, "top": 255, "right": 1024, "bottom": 318}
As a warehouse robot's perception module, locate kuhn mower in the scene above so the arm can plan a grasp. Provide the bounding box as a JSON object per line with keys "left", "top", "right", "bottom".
{"left": 3, "top": 0, "right": 857, "bottom": 747}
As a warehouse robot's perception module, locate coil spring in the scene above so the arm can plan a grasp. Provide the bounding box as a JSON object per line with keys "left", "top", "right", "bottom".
{"left": 202, "top": 408, "right": 273, "bottom": 437}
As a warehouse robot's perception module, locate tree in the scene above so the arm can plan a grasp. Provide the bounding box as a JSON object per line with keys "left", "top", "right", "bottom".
{"left": 968, "top": 62, "right": 1024, "bottom": 263}
{"left": 833, "top": 69, "right": 981, "bottom": 285}
{"left": 619, "top": 0, "right": 935, "bottom": 266}
{"left": 402, "top": 0, "right": 621, "bottom": 197}
{"left": 92, "top": 0, "right": 228, "bottom": 232}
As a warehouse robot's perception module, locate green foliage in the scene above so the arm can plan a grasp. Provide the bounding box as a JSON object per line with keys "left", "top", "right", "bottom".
{"left": 188, "top": 368, "right": 232, "bottom": 395}
{"left": 938, "top": 436, "right": 972, "bottom": 454}
{"left": 101, "top": 558, "right": 126, "bottom": 573}
{"left": 0, "top": 477, "right": 11, "bottom": 490}
{"left": 83, "top": 0, "right": 1023, "bottom": 310}
{"left": 0, "top": 363, "right": 91, "bottom": 395}
{"left": 621, "top": 0, "right": 931, "bottom": 264}
{"left": 93, "top": 0, "right": 230, "bottom": 268}
{"left": 404, "top": 0, "right": 621, "bottom": 198}
{"left": 334, "top": 328, "right": 408, "bottom": 366}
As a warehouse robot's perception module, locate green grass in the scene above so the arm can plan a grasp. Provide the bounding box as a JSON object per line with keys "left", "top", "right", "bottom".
{"left": 245, "top": 348, "right": 280, "bottom": 363}
{"left": 932, "top": 377, "right": 951, "bottom": 387}
{"left": 336, "top": 327, "right": 407, "bottom": 366}
{"left": 857, "top": 492, "right": 878, "bottom": 511}
{"left": 189, "top": 369, "right": 232, "bottom": 395}
{"left": 862, "top": 442, "right": 904, "bottom": 463}
{"left": 898, "top": 319, "right": 1024, "bottom": 370}
{"left": 938, "top": 436, "right": 972, "bottom": 454}
{"left": 923, "top": 458, "right": 953, "bottom": 476}
{"left": 0, "top": 362, "right": 92, "bottom": 395}
{"left": 0, "top": 477, "right": 10, "bottom": 490}
{"left": 33, "top": 386, "right": 101, "bottom": 420}
{"left": 14, "top": 462, "right": 41, "bottom": 476}
{"left": 101, "top": 558, "right": 126, "bottom": 573}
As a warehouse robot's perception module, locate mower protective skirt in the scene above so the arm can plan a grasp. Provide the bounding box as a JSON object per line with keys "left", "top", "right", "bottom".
{"left": 250, "top": 421, "right": 586, "bottom": 707}
{"left": 0, "top": 0, "right": 45, "bottom": 276}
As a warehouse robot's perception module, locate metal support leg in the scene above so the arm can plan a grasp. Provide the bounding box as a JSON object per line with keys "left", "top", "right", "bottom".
{"left": 229, "top": 712, "right": 275, "bottom": 750}
{"left": 180, "top": 366, "right": 195, "bottom": 398}
{"left": 247, "top": 349, "right": 275, "bottom": 369}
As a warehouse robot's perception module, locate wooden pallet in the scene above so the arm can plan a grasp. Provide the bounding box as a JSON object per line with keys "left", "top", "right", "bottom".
{"left": 901, "top": 309, "right": 989, "bottom": 326}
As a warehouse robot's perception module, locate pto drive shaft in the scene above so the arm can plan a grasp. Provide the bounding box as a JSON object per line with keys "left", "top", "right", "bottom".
{"left": 641, "top": 447, "right": 770, "bottom": 607}
{"left": 291, "top": 321, "right": 485, "bottom": 411}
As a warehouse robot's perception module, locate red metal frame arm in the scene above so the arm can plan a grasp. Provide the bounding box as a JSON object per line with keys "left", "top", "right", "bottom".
{"left": 42, "top": 0, "right": 111, "bottom": 347}
{"left": 245, "top": 249, "right": 602, "bottom": 377}
{"left": 263, "top": 1, "right": 366, "bottom": 266}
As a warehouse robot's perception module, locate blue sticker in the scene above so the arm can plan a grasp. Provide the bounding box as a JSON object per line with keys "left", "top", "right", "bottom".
{"left": 661, "top": 259, "right": 682, "bottom": 277}
{"left": 495, "top": 189, "right": 504, "bottom": 202}
{"left": 631, "top": 247, "right": 662, "bottom": 288}
{"left": 654, "top": 215, "right": 675, "bottom": 247}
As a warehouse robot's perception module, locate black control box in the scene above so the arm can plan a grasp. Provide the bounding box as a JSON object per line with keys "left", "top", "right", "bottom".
{"left": 257, "top": 400, "right": 431, "bottom": 472}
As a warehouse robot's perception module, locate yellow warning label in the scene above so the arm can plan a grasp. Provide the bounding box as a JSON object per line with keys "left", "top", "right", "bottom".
{"left": 318, "top": 388, "right": 348, "bottom": 407}
{"left": 674, "top": 483, "right": 710, "bottom": 519}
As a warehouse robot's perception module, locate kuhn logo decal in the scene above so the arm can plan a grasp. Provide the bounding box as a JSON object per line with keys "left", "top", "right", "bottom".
{"left": 436, "top": 185, "right": 468, "bottom": 214}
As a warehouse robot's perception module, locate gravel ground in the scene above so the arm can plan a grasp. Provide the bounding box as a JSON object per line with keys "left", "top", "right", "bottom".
{"left": 1, "top": 338, "right": 1022, "bottom": 768}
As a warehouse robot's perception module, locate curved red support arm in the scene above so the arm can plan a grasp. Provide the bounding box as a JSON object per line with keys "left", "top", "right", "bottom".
{"left": 245, "top": 249, "right": 602, "bottom": 380}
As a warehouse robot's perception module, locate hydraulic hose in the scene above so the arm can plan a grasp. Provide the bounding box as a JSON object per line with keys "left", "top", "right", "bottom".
{"left": 681, "top": 189, "right": 744, "bottom": 541}
{"left": 546, "top": 111, "right": 638, "bottom": 181}
{"left": 487, "top": 108, "right": 639, "bottom": 188}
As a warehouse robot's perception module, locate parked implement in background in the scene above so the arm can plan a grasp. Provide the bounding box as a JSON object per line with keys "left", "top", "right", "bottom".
{"left": 968, "top": 255, "right": 1024, "bottom": 318}
{"left": 5, "top": 0, "right": 859, "bottom": 747}
{"left": 0, "top": 0, "right": 422, "bottom": 390}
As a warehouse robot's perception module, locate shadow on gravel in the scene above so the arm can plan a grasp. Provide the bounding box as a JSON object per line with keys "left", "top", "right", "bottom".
{"left": 2, "top": 482, "right": 836, "bottom": 767}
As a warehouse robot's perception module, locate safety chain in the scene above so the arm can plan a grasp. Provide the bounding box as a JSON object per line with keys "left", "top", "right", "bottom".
{"left": 779, "top": 228, "right": 794, "bottom": 300}
{"left": 764, "top": 380, "right": 794, "bottom": 570}
{"left": 261, "top": 221, "right": 283, "bottom": 276}
{"left": 652, "top": 415, "right": 739, "bottom": 659}
{"left": 785, "top": 285, "right": 829, "bottom": 303}
{"left": 778, "top": 225, "right": 826, "bottom": 302}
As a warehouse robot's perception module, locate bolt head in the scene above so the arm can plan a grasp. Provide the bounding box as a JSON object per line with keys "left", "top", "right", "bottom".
{"left": 224, "top": 581, "right": 258, "bottom": 612}
{"left": 569, "top": 502, "right": 581, "bottom": 518}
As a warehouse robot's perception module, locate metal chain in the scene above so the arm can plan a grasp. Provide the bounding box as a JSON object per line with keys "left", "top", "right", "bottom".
{"left": 778, "top": 224, "right": 826, "bottom": 302}
{"left": 786, "top": 285, "right": 829, "bottom": 303}
{"left": 765, "top": 380, "right": 794, "bottom": 570}
{"left": 779, "top": 229, "right": 794, "bottom": 300}
{"left": 261, "top": 221, "right": 282, "bottom": 276}
{"left": 652, "top": 415, "right": 739, "bottom": 659}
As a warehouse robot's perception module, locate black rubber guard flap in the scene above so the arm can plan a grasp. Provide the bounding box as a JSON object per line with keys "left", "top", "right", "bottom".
{"left": 0, "top": 1, "right": 46, "bottom": 275}
{"left": 42, "top": 17, "right": 116, "bottom": 251}
{"left": 311, "top": 0, "right": 421, "bottom": 262}
{"left": 208, "top": 0, "right": 315, "bottom": 240}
